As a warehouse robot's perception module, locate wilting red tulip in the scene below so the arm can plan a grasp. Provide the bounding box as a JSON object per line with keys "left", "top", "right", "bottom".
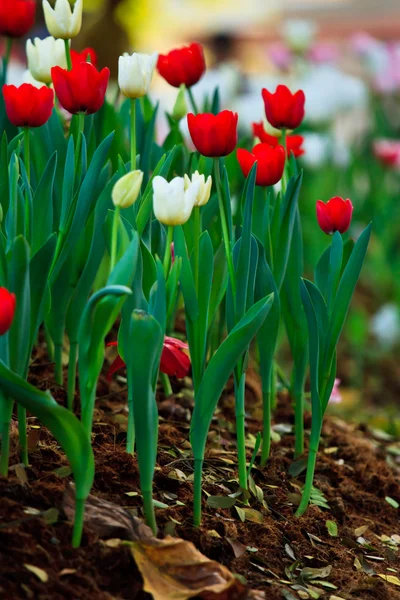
{"left": 0, "top": 0, "right": 35, "bottom": 38}
{"left": 252, "top": 122, "right": 304, "bottom": 158}
{"left": 237, "top": 143, "right": 286, "bottom": 187}
{"left": 71, "top": 47, "right": 97, "bottom": 68}
{"left": 3, "top": 84, "right": 54, "bottom": 128}
{"left": 0, "top": 288, "right": 16, "bottom": 335}
{"left": 316, "top": 197, "right": 353, "bottom": 235}
{"left": 106, "top": 336, "right": 191, "bottom": 381}
{"left": 262, "top": 84, "right": 305, "bottom": 130}
{"left": 51, "top": 62, "right": 109, "bottom": 115}
{"left": 187, "top": 110, "right": 238, "bottom": 157}
{"left": 373, "top": 139, "right": 400, "bottom": 168}
{"left": 158, "top": 42, "right": 206, "bottom": 88}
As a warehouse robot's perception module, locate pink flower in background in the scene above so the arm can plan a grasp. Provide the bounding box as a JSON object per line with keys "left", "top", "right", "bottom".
{"left": 268, "top": 42, "right": 292, "bottom": 71}
{"left": 373, "top": 139, "right": 400, "bottom": 168}
{"left": 350, "top": 32, "right": 380, "bottom": 55}
{"left": 309, "top": 42, "right": 339, "bottom": 64}
{"left": 329, "top": 379, "right": 342, "bottom": 404}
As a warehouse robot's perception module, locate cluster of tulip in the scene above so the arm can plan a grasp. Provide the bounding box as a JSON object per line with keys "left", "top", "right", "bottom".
{"left": 0, "top": 0, "right": 370, "bottom": 546}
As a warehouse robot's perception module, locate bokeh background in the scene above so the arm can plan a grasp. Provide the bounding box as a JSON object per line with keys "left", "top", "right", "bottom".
{"left": 4, "top": 0, "right": 400, "bottom": 428}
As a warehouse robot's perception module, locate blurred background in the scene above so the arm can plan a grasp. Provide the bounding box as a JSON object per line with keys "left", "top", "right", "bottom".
{"left": 3, "top": 0, "right": 400, "bottom": 429}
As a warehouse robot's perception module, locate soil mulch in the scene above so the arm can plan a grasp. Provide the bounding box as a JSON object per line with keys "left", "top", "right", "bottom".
{"left": 1, "top": 352, "right": 400, "bottom": 600}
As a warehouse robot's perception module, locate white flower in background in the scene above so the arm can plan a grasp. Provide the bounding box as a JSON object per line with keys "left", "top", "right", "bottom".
{"left": 22, "top": 69, "right": 47, "bottom": 88}
{"left": 42, "top": 0, "right": 83, "bottom": 40}
{"left": 301, "top": 133, "right": 330, "bottom": 168}
{"left": 281, "top": 19, "right": 317, "bottom": 52}
{"left": 112, "top": 171, "right": 143, "bottom": 209}
{"left": 370, "top": 304, "right": 400, "bottom": 348}
{"left": 26, "top": 36, "right": 67, "bottom": 84}
{"left": 118, "top": 52, "right": 158, "bottom": 99}
{"left": 153, "top": 176, "right": 200, "bottom": 226}
{"left": 184, "top": 171, "right": 212, "bottom": 207}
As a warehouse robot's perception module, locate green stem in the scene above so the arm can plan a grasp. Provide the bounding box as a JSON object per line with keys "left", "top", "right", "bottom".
{"left": 18, "top": 405, "right": 28, "bottom": 465}
{"left": 235, "top": 374, "right": 248, "bottom": 491}
{"left": 67, "top": 342, "right": 78, "bottom": 411}
{"left": 2, "top": 38, "right": 13, "bottom": 82}
{"left": 193, "top": 206, "right": 201, "bottom": 290}
{"left": 81, "top": 386, "right": 97, "bottom": 440}
{"left": 193, "top": 458, "right": 204, "bottom": 526}
{"left": 270, "top": 361, "right": 277, "bottom": 410}
{"left": 187, "top": 87, "right": 199, "bottom": 115}
{"left": 126, "top": 399, "right": 135, "bottom": 454}
{"left": 64, "top": 39, "right": 72, "bottom": 71}
{"left": 292, "top": 371, "right": 305, "bottom": 458}
{"left": 160, "top": 371, "right": 173, "bottom": 398}
{"left": 142, "top": 490, "right": 157, "bottom": 535}
{"left": 110, "top": 205, "right": 121, "bottom": 273}
{"left": 54, "top": 343, "right": 63, "bottom": 385}
{"left": 130, "top": 98, "right": 137, "bottom": 169}
{"left": 163, "top": 225, "right": 174, "bottom": 278}
{"left": 260, "top": 389, "right": 271, "bottom": 467}
{"left": 295, "top": 422, "right": 322, "bottom": 517}
{"left": 0, "top": 422, "right": 11, "bottom": 476}
{"left": 75, "top": 112, "right": 85, "bottom": 168}
{"left": 214, "top": 159, "right": 236, "bottom": 302}
{"left": 281, "top": 129, "right": 288, "bottom": 193}
{"left": 71, "top": 497, "right": 85, "bottom": 547}
{"left": 23, "top": 127, "right": 30, "bottom": 238}
{"left": 44, "top": 324, "right": 55, "bottom": 362}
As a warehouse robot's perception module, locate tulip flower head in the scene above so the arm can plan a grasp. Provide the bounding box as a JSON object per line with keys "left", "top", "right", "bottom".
{"left": 51, "top": 62, "right": 110, "bottom": 115}
{"left": 0, "top": 0, "right": 36, "bottom": 38}
{"left": 0, "top": 288, "right": 16, "bottom": 335}
{"left": 373, "top": 139, "right": 400, "bottom": 169}
{"left": 112, "top": 171, "right": 143, "bottom": 209}
{"left": 3, "top": 84, "right": 54, "bottom": 128}
{"left": 187, "top": 110, "right": 238, "bottom": 157}
{"left": 237, "top": 143, "right": 286, "bottom": 187}
{"left": 183, "top": 171, "right": 212, "bottom": 207}
{"left": 153, "top": 176, "right": 201, "bottom": 226}
{"left": 107, "top": 337, "right": 191, "bottom": 381}
{"left": 26, "top": 36, "right": 67, "bottom": 84}
{"left": 316, "top": 197, "right": 353, "bottom": 235}
{"left": 253, "top": 121, "right": 305, "bottom": 158}
{"left": 71, "top": 47, "right": 97, "bottom": 67}
{"left": 118, "top": 52, "right": 158, "bottom": 99}
{"left": 42, "top": 0, "right": 83, "bottom": 40}
{"left": 157, "top": 42, "right": 206, "bottom": 88}
{"left": 262, "top": 84, "right": 305, "bottom": 130}
{"left": 329, "top": 378, "right": 342, "bottom": 404}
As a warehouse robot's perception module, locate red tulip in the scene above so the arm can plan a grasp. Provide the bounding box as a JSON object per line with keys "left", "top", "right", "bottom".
{"left": 252, "top": 121, "right": 304, "bottom": 158}
{"left": 71, "top": 48, "right": 97, "bottom": 68}
{"left": 2, "top": 84, "right": 54, "bottom": 128}
{"left": 237, "top": 143, "right": 286, "bottom": 187}
{"left": 157, "top": 42, "right": 206, "bottom": 88}
{"left": 0, "top": 288, "right": 16, "bottom": 335}
{"left": 51, "top": 62, "right": 110, "bottom": 115}
{"left": 0, "top": 0, "right": 35, "bottom": 38}
{"left": 262, "top": 84, "right": 305, "bottom": 130}
{"left": 373, "top": 139, "right": 400, "bottom": 168}
{"left": 187, "top": 110, "right": 238, "bottom": 157}
{"left": 106, "top": 336, "right": 191, "bottom": 381}
{"left": 316, "top": 197, "right": 353, "bottom": 235}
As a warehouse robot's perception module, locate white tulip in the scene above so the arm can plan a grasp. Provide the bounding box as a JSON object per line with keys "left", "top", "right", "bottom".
{"left": 184, "top": 171, "right": 212, "bottom": 207}
{"left": 26, "top": 36, "right": 67, "bottom": 84}
{"left": 22, "top": 69, "right": 47, "bottom": 88}
{"left": 112, "top": 171, "right": 143, "bottom": 209}
{"left": 42, "top": 0, "right": 83, "bottom": 40}
{"left": 153, "top": 176, "right": 200, "bottom": 226}
{"left": 118, "top": 52, "right": 158, "bottom": 99}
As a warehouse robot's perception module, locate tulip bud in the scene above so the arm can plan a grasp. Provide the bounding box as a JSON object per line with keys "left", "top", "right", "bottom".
{"left": 118, "top": 52, "right": 158, "bottom": 99}
{"left": 184, "top": 171, "right": 212, "bottom": 207}
{"left": 0, "top": 288, "right": 16, "bottom": 335}
{"left": 112, "top": 170, "right": 143, "bottom": 209}
{"left": 153, "top": 176, "right": 200, "bottom": 226}
{"left": 172, "top": 84, "right": 188, "bottom": 121}
{"left": 316, "top": 197, "right": 353, "bottom": 235}
{"left": 27, "top": 36, "right": 67, "bottom": 84}
{"left": 42, "top": 0, "right": 83, "bottom": 40}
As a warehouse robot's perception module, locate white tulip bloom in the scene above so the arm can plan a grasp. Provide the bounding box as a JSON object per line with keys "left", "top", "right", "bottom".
{"left": 22, "top": 69, "right": 47, "bottom": 88}
{"left": 118, "top": 52, "right": 158, "bottom": 99}
{"left": 184, "top": 171, "right": 212, "bottom": 207}
{"left": 112, "top": 171, "right": 143, "bottom": 209}
{"left": 153, "top": 176, "right": 200, "bottom": 226}
{"left": 26, "top": 36, "right": 67, "bottom": 84}
{"left": 42, "top": 0, "right": 83, "bottom": 40}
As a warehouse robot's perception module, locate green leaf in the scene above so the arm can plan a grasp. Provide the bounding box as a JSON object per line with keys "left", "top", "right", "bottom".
{"left": 207, "top": 496, "right": 237, "bottom": 509}
{"left": 31, "top": 153, "right": 57, "bottom": 254}
{"left": 190, "top": 294, "right": 274, "bottom": 460}
{"left": 385, "top": 496, "right": 399, "bottom": 509}
{"left": 174, "top": 225, "right": 198, "bottom": 321}
{"left": 326, "top": 519, "right": 338, "bottom": 536}
{"left": 29, "top": 234, "right": 57, "bottom": 349}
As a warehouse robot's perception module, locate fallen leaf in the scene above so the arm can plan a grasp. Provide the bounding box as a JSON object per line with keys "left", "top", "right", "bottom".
{"left": 300, "top": 565, "right": 332, "bottom": 580}
{"left": 207, "top": 496, "right": 237, "bottom": 509}
{"left": 385, "top": 497, "right": 399, "bottom": 509}
{"left": 284, "top": 544, "right": 296, "bottom": 561}
{"left": 326, "top": 520, "right": 338, "bottom": 537}
{"left": 354, "top": 525, "right": 368, "bottom": 537}
{"left": 132, "top": 536, "right": 249, "bottom": 600}
{"left": 24, "top": 564, "right": 48, "bottom": 583}
{"left": 227, "top": 538, "right": 246, "bottom": 558}
{"left": 15, "top": 464, "right": 28, "bottom": 484}
{"left": 59, "top": 569, "right": 77, "bottom": 576}
{"left": 240, "top": 508, "right": 264, "bottom": 524}
{"left": 377, "top": 574, "right": 400, "bottom": 586}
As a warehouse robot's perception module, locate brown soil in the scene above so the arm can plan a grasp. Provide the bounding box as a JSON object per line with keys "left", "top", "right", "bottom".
{"left": 1, "top": 351, "right": 400, "bottom": 600}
